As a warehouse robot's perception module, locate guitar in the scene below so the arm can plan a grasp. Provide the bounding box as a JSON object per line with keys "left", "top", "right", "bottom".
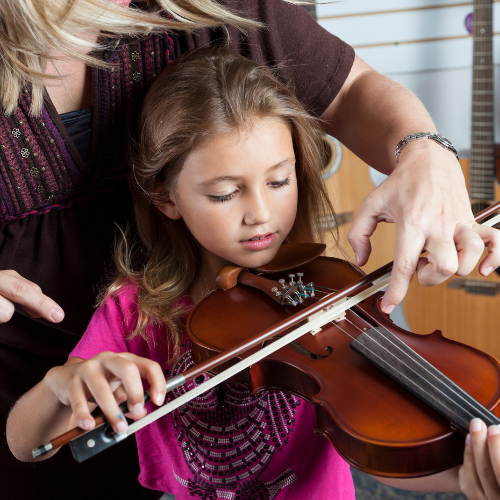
{"left": 403, "top": 0, "right": 500, "bottom": 360}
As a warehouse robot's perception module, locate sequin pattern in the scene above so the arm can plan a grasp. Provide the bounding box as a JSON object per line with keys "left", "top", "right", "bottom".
{"left": 168, "top": 351, "right": 300, "bottom": 500}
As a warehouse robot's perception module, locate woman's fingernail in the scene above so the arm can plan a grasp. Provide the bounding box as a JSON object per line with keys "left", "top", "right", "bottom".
{"left": 466, "top": 434, "right": 471, "bottom": 447}
{"left": 116, "top": 421, "right": 128, "bottom": 433}
{"left": 488, "top": 425, "right": 500, "bottom": 436}
{"left": 382, "top": 304, "right": 395, "bottom": 315}
{"left": 355, "top": 253, "right": 360, "bottom": 265}
{"left": 484, "top": 266, "right": 494, "bottom": 276}
{"left": 470, "top": 418, "right": 483, "bottom": 433}
{"left": 50, "top": 308, "right": 64, "bottom": 322}
{"left": 132, "top": 403, "right": 143, "bottom": 414}
{"left": 155, "top": 394, "right": 164, "bottom": 406}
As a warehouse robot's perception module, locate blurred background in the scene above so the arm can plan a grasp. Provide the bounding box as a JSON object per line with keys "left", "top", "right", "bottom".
{"left": 317, "top": 0, "right": 500, "bottom": 152}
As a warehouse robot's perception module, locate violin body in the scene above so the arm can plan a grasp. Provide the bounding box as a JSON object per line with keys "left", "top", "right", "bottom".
{"left": 187, "top": 255, "right": 500, "bottom": 478}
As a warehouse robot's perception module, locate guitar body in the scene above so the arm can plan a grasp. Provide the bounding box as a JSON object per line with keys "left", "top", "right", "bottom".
{"left": 404, "top": 157, "right": 500, "bottom": 360}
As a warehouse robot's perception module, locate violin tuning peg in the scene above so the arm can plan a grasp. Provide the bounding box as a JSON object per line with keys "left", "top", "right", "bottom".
{"left": 288, "top": 274, "right": 296, "bottom": 286}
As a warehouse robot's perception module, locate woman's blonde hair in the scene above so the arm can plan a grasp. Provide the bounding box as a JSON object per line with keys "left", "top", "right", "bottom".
{"left": 0, "top": 0, "right": 312, "bottom": 115}
{"left": 109, "top": 47, "right": 338, "bottom": 362}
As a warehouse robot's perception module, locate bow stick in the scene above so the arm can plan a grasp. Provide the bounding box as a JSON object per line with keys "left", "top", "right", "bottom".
{"left": 33, "top": 202, "right": 500, "bottom": 462}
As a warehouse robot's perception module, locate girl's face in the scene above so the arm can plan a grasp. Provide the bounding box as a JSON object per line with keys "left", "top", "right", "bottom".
{"left": 157, "top": 116, "right": 298, "bottom": 276}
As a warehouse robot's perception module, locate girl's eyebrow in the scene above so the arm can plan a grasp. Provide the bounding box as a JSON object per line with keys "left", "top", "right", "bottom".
{"left": 199, "top": 158, "right": 296, "bottom": 188}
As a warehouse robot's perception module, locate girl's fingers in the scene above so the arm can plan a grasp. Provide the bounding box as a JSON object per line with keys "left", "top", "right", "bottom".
{"left": 79, "top": 353, "right": 165, "bottom": 432}
{"left": 104, "top": 355, "right": 149, "bottom": 417}
{"left": 116, "top": 352, "right": 167, "bottom": 408}
{"left": 68, "top": 376, "right": 95, "bottom": 432}
{"left": 468, "top": 419, "right": 500, "bottom": 499}
{"left": 80, "top": 358, "right": 130, "bottom": 434}
{"left": 486, "top": 425, "right": 500, "bottom": 487}
{"left": 460, "top": 437, "right": 485, "bottom": 500}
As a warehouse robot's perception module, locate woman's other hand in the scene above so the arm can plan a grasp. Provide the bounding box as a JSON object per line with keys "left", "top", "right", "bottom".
{"left": 0, "top": 269, "right": 64, "bottom": 323}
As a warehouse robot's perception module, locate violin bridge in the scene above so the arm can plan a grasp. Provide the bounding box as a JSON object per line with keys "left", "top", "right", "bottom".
{"left": 307, "top": 296, "right": 346, "bottom": 335}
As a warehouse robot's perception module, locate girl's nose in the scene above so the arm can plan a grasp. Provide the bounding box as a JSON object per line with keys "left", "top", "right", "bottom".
{"left": 243, "top": 191, "right": 273, "bottom": 225}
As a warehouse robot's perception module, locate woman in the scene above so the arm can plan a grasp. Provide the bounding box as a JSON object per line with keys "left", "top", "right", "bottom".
{"left": 1, "top": 1, "right": 497, "bottom": 499}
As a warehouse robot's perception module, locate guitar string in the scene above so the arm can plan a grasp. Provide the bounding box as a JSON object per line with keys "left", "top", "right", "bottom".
{"left": 472, "top": 0, "right": 494, "bottom": 208}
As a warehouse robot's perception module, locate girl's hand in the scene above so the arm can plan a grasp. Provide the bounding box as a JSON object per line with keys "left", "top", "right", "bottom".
{"left": 459, "top": 419, "right": 500, "bottom": 499}
{"left": 0, "top": 269, "right": 64, "bottom": 323}
{"left": 45, "top": 352, "right": 167, "bottom": 434}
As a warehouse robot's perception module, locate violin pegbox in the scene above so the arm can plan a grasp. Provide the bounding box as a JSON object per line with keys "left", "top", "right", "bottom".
{"left": 272, "top": 272, "right": 315, "bottom": 307}
{"left": 215, "top": 266, "right": 316, "bottom": 308}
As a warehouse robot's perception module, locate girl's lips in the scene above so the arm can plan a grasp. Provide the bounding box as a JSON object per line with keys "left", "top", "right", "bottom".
{"left": 240, "top": 233, "right": 276, "bottom": 250}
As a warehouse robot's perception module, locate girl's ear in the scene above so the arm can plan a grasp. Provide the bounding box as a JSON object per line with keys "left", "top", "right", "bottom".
{"left": 155, "top": 199, "right": 182, "bottom": 220}
{"left": 154, "top": 185, "right": 182, "bottom": 220}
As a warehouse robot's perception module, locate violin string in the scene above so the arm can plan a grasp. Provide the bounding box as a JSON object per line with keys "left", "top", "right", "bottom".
{"left": 291, "top": 294, "right": 474, "bottom": 415}
{"left": 331, "top": 312, "right": 495, "bottom": 423}
{"left": 343, "top": 311, "right": 493, "bottom": 418}
{"left": 296, "top": 291, "right": 493, "bottom": 422}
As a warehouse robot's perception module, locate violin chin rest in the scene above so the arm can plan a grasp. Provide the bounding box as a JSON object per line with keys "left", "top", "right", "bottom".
{"left": 251, "top": 243, "right": 326, "bottom": 273}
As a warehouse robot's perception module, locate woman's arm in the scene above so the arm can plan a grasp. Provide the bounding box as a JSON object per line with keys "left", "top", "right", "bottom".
{"left": 321, "top": 56, "right": 500, "bottom": 314}
{"left": 6, "top": 352, "right": 166, "bottom": 462}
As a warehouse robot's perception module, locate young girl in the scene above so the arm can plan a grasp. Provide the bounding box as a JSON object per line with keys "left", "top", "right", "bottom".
{"left": 6, "top": 48, "right": 500, "bottom": 500}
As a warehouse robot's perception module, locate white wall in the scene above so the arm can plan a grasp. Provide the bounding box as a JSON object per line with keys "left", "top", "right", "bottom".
{"left": 317, "top": 0, "right": 500, "bottom": 154}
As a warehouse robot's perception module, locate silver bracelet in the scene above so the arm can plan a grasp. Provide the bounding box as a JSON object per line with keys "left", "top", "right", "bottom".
{"left": 395, "top": 132, "right": 459, "bottom": 165}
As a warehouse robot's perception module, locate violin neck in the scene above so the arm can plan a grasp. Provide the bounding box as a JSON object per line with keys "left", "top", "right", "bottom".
{"left": 351, "top": 328, "right": 500, "bottom": 433}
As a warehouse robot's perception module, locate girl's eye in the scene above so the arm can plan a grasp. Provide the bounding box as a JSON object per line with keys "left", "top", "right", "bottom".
{"left": 270, "top": 176, "right": 291, "bottom": 188}
{"left": 209, "top": 191, "right": 236, "bottom": 203}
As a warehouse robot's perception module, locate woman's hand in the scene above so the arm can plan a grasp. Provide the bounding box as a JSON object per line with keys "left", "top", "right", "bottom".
{"left": 0, "top": 269, "right": 64, "bottom": 323}
{"left": 459, "top": 419, "right": 500, "bottom": 499}
{"left": 347, "top": 141, "right": 500, "bottom": 314}
{"left": 45, "top": 352, "right": 167, "bottom": 434}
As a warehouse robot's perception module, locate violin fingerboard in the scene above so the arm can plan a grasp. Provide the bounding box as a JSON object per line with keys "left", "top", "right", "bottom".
{"left": 351, "top": 328, "right": 500, "bottom": 433}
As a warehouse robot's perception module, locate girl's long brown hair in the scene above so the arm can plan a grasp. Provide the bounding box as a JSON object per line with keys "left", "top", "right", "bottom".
{"left": 109, "top": 47, "right": 339, "bottom": 363}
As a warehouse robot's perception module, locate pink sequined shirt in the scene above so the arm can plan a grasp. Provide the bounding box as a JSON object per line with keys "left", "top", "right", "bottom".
{"left": 70, "top": 284, "right": 355, "bottom": 499}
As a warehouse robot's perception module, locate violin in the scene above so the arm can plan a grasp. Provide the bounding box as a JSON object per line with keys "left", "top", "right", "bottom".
{"left": 34, "top": 203, "right": 500, "bottom": 480}
{"left": 187, "top": 243, "right": 500, "bottom": 478}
